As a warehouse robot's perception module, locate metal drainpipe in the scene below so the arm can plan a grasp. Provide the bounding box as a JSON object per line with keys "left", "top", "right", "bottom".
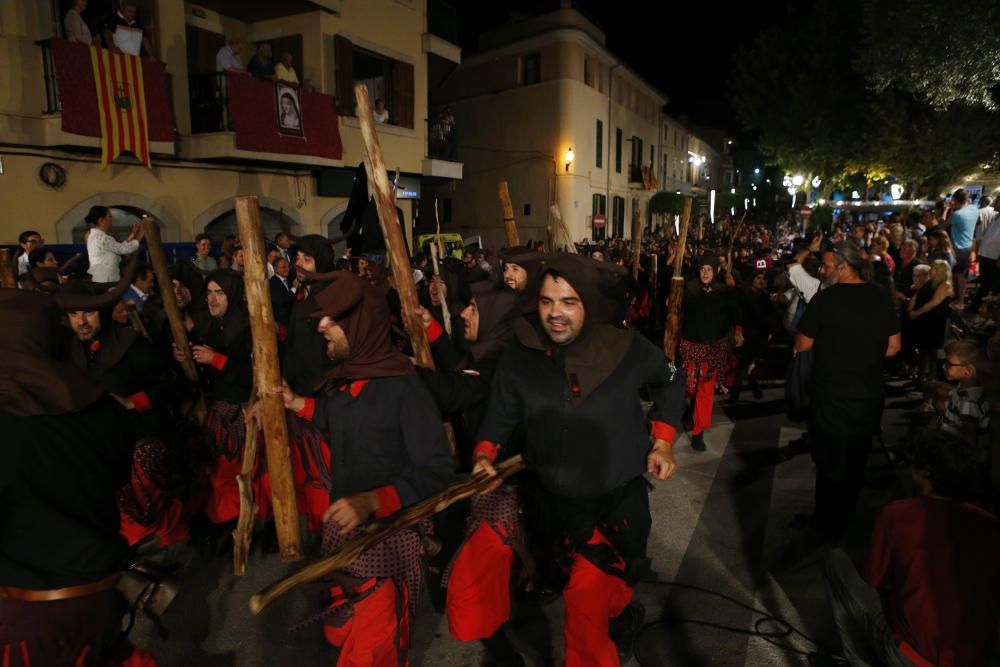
{"left": 606, "top": 62, "right": 619, "bottom": 238}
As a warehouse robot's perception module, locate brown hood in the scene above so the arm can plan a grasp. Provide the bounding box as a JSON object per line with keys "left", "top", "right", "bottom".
{"left": 310, "top": 271, "right": 415, "bottom": 386}
{"left": 0, "top": 289, "right": 104, "bottom": 416}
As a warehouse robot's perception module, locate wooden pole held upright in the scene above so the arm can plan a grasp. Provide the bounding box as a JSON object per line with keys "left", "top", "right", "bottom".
{"left": 234, "top": 195, "right": 302, "bottom": 562}
{"left": 663, "top": 197, "right": 693, "bottom": 361}
{"left": 0, "top": 249, "right": 15, "bottom": 288}
{"left": 432, "top": 200, "right": 452, "bottom": 337}
{"left": 355, "top": 84, "right": 434, "bottom": 371}
{"left": 142, "top": 219, "right": 199, "bottom": 385}
{"left": 631, "top": 206, "right": 642, "bottom": 280}
{"left": 498, "top": 181, "right": 521, "bottom": 247}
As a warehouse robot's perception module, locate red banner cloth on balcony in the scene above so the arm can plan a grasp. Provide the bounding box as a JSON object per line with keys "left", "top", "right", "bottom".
{"left": 49, "top": 39, "right": 174, "bottom": 150}
{"left": 226, "top": 72, "right": 343, "bottom": 160}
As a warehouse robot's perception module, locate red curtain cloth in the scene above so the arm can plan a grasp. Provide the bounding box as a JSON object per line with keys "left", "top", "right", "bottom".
{"left": 49, "top": 39, "right": 174, "bottom": 143}
{"left": 227, "top": 72, "right": 343, "bottom": 160}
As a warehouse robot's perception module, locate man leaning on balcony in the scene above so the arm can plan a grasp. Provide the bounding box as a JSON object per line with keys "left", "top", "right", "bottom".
{"left": 216, "top": 38, "right": 243, "bottom": 72}
{"left": 100, "top": 0, "right": 152, "bottom": 57}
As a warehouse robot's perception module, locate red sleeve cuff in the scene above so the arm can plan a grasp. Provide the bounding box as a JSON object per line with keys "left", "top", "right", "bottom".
{"left": 426, "top": 318, "right": 444, "bottom": 343}
{"left": 474, "top": 441, "right": 499, "bottom": 462}
{"left": 277, "top": 324, "right": 288, "bottom": 342}
{"left": 735, "top": 326, "right": 744, "bottom": 336}
{"left": 651, "top": 420, "right": 677, "bottom": 444}
{"left": 129, "top": 391, "right": 152, "bottom": 413}
{"left": 210, "top": 352, "right": 228, "bottom": 370}
{"left": 373, "top": 485, "right": 401, "bottom": 518}
{"left": 296, "top": 397, "right": 315, "bottom": 420}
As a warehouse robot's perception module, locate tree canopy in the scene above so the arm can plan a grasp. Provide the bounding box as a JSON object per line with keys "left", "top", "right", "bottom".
{"left": 731, "top": 0, "right": 1000, "bottom": 196}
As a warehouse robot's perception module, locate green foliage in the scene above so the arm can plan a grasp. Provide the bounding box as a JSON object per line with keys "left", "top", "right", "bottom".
{"left": 857, "top": 0, "right": 1000, "bottom": 110}
{"left": 732, "top": 0, "right": 1000, "bottom": 196}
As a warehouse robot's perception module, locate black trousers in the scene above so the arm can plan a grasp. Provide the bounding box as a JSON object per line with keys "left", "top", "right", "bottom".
{"left": 810, "top": 398, "right": 881, "bottom": 537}
{"left": 970, "top": 255, "right": 1000, "bottom": 310}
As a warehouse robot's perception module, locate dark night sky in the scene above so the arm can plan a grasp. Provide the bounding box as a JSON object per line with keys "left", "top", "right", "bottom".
{"left": 457, "top": 0, "right": 794, "bottom": 132}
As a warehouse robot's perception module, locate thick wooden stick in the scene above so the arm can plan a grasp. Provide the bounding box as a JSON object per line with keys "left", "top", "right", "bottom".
{"left": 234, "top": 196, "right": 302, "bottom": 562}
{"left": 663, "top": 197, "right": 693, "bottom": 361}
{"left": 233, "top": 399, "right": 260, "bottom": 576}
{"left": 498, "top": 181, "right": 521, "bottom": 247}
{"left": 142, "top": 219, "right": 206, "bottom": 426}
{"left": 355, "top": 84, "right": 433, "bottom": 370}
{"left": 726, "top": 212, "right": 748, "bottom": 275}
{"left": 631, "top": 206, "right": 642, "bottom": 280}
{"left": 0, "top": 249, "right": 15, "bottom": 288}
{"left": 548, "top": 205, "right": 577, "bottom": 254}
{"left": 123, "top": 301, "right": 151, "bottom": 342}
{"left": 249, "top": 454, "right": 526, "bottom": 615}
{"left": 432, "top": 200, "right": 452, "bottom": 337}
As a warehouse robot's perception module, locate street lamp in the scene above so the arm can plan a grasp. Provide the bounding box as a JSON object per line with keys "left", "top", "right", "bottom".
{"left": 812, "top": 176, "right": 822, "bottom": 188}
{"left": 564, "top": 147, "right": 575, "bottom": 172}
{"left": 791, "top": 174, "right": 805, "bottom": 187}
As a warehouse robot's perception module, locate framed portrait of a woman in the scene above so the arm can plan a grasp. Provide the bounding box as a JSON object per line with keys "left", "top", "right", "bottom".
{"left": 276, "top": 83, "right": 303, "bottom": 137}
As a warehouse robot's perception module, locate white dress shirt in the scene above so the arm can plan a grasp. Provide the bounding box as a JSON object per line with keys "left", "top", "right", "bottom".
{"left": 87, "top": 227, "right": 139, "bottom": 283}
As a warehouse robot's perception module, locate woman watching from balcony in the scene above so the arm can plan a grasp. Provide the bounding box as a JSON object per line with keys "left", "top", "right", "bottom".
{"left": 64, "top": 0, "right": 96, "bottom": 44}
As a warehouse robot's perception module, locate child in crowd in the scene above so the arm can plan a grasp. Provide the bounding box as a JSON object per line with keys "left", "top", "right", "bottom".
{"left": 940, "top": 339, "right": 990, "bottom": 447}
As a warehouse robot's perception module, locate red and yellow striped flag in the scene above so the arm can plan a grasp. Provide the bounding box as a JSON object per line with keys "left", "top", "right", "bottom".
{"left": 90, "top": 46, "right": 151, "bottom": 168}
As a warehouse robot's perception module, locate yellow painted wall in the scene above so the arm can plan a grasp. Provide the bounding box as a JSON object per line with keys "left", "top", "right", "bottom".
{"left": 0, "top": 152, "right": 351, "bottom": 244}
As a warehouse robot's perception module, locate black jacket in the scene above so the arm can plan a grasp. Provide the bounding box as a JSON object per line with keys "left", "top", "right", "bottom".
{"left": 269, "top": 274, "right": 295, "bottom": 325}
{"left": 308, "top": 375, "right": 454, "bottom": 509}
{"left": 67, "top": 327, "right": 179, "bottom": 439}
{"left": 681, "top": 283, "right": 741, "bottom": 343}
{"left": 190, "top": 315, "right": 253, "bottom": 404}
{"left": 282, "top": 294, "right": 331, "bottom": 396}
{"left": 0, "top": 396, "right": 133, "bottom": 588}
{"left": 478, "top": 331, "right": 685, "bottom": 498}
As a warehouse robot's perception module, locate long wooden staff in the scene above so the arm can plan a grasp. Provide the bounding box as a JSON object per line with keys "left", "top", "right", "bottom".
{"left": 498, "top": 181, "right": 521, "bottom": 247}
{"left": 356, "top": 85, "right": 459, "bottom": 453}
{"left": 548, "top": 205, "right": 578, "bottom": 253}
{"left": 0, "top": 249, "right": 15, "bottom": 288}
{"left": 726, "top": 212, "right": 748, "bottom": 277}
{"left": 249, "top": 454, "right": 525, "bottom": 614}
{"left": 141, "top": 218, "right": 207, "bottom": 423}
{"left": 631, "top": 206, "right": 642, "bottom": 280}
{"left": 235, "top": 196, "right": 302, "bottom": 562}
{"left": 431, "top": 200, "right": 452, "bottom": 337}
{"left": 233, "top": 397, "right": 260, "bottom": 576}
{"left": 663, "top": 197, "right": 693, "bottom": 361}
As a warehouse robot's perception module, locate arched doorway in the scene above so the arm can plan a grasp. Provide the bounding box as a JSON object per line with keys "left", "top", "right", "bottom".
{"left": 56, "top": 192, "right": 181, "bottom": 243}
{"left": 70, "top": 205, "right": 154, "bottom": 244}
{"left": 203, "top": 207, "right": 299, "bottom": 242}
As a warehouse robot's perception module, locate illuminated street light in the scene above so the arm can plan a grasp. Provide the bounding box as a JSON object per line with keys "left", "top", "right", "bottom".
{"left": 791, "top": 174, "right": 805, "bottom": 187}
{"left": 890, "top": 184, "right": 904, "bottom": 200}
{"left": 564, "top": 147, "right": 575, "bottom": 172}
{"left": 754, "top": 168, "right": 760, "bottom": 174}
{"left": 812, "top": 176, "right": 822, "bottom": 188}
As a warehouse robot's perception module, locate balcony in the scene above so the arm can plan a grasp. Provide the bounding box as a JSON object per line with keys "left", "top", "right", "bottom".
{"left": 423, "top": 117, "right": 462, "bottom": 180}
{"left": 183, "top": 71, "right": 343, "bottom": 166}
{"left": 423, "top": 0, "right": 461, "bottom": 64}
{"left": 35, "top": 39, "right": 175, "bottom": 155}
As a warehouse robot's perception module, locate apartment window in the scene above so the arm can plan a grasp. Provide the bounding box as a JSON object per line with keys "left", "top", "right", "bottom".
{"left": 443, "top": 198, "right": 452, "bottom": 222}
{"left": 596, "top": 119, "right": 603, "bottom": 168}
{"left": 662, "top": 155, "right": 669, "bottom": 185}
{"left": 612, "top": 196, "right": 625, "bottom": 237}
{"left": 615, "top": 128, "right": 622, "bottom": 173}
{"left": 521, "top": 53, "right": 540, "bottom": 85}
{"left": 649, "top": 144, "right": 655, "bottom": 169}
{"left": 334, "top": 35, "right": 414, "bottom": 128}
{"left": 629, "top": 136, "right": 643, "bottom": 182}
{"left": 584, "top": 57, "right": 592, "bottom": 87}
{"left": 523, "top": 203, "right": 531, "bottom": 216}
{"left": 592, "top": 193, "right": 607, "bottom": 240}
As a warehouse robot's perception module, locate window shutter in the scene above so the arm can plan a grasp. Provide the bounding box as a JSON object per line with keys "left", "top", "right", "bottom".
{"left": 394, "top": 60, "right": 414, "bottom": 129}
{"left": 334, "top": 35, "right": 353, "bottom": 115}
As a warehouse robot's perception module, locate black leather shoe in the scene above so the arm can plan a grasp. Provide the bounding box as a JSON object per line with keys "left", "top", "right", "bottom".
{"left": 609, "top": 601, "right": 646, "bottom": 662}
{"left": 690, "top": 433, "right": 706, "bottom": 452}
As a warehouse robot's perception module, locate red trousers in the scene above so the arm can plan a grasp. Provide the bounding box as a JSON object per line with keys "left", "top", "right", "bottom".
{"left": 692, "top": 371, "right": 716, "bottom": 435}
{"left": 447, "top": 524, "right": 631, "bottom": 667}
{"left": 323, "top": 578, "right": 409, "bottom": 667}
